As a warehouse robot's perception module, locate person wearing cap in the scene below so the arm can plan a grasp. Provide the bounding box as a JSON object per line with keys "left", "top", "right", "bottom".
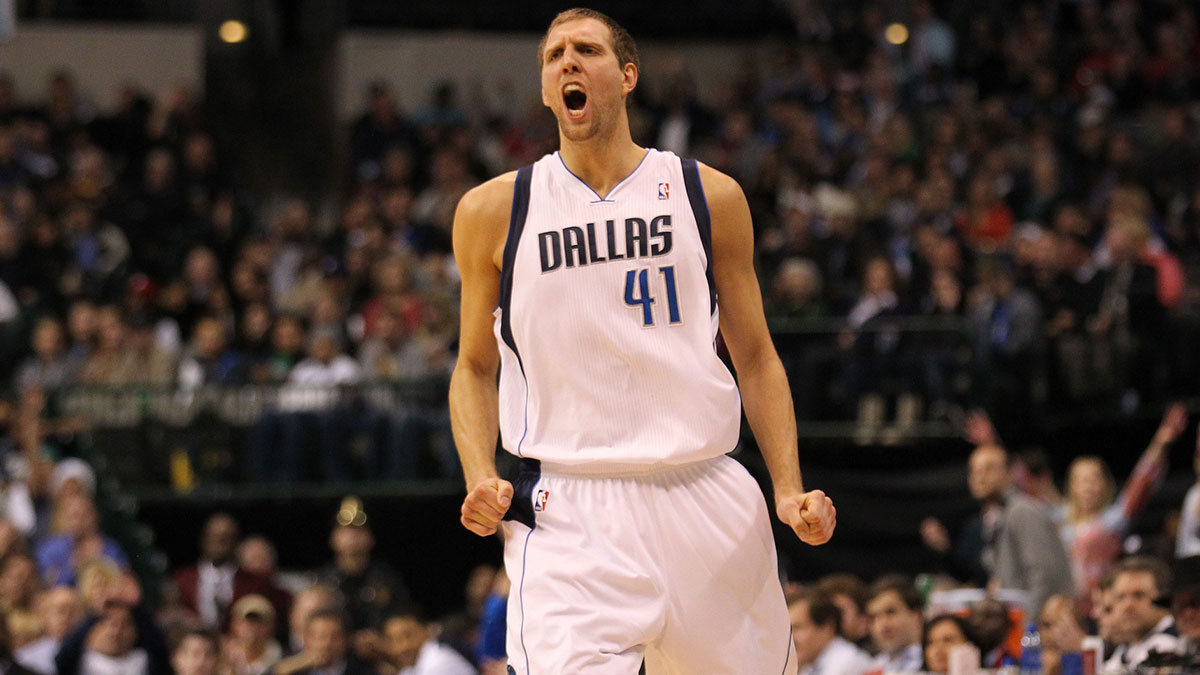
{"left": 224, "top": 594, "right": 283, "bottom": 675}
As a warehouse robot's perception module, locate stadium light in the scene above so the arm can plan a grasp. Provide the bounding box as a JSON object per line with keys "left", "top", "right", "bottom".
{"left": 885, "top": 22, "right": 909, "bottom": 45}
{"left": 219, "top": 19, "right": 249, "bottom": 44}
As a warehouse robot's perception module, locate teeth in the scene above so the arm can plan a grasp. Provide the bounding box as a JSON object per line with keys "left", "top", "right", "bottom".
{"left": 564, "top": 84, "right": 584, "bottom": 94}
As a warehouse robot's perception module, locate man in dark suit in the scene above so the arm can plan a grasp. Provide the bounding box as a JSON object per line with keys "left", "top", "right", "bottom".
{"left": 173, "top": 513, "right": 291, "bottom": 632}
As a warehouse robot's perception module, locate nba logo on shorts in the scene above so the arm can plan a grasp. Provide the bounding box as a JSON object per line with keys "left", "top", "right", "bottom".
{"left": 658, "top": 182, "right": 669, "bottom": 200}
{"left": 533, "top": 489, "right": 550, "bottom": 512}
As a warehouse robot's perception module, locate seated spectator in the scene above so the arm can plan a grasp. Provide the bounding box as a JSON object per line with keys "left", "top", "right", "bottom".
{"left": 317, "top": 500, "right": 412, "bottom": 639}
{"left": 0, "top": 615, "right": 38, "bottom": 675}
{"left": 285, "top": 586, "right": 338, "bottom": 655}
{"left": 13, "top": 316, "right": 74, "bottom": 394}
{"left": 1059, "top": 404, "right": 1185, "bottom": 614}
{"left": 923, "top": 614, "right": 980, "bottom": 673}
{"left": 1103, "top": 556, "right": 1179, "bottom": 673}
{"left": 966, "top": 596, "right": 1017, "bottom": 669}
{"left": 54, "top": 576, "right": 171, "bottom": 675}
{"left": 172, "top": 629, "right": 221, "bottom": 675}
{"left": 865, "top": 576, "right": 924, "bottom": 673}
{"left": 173, "top": 513, "right": 289, "bottom": 632}
{"left": 178, "top": 316, "right": 243, "bottom": 390}
{"left": 788, "top": 587, "right": 872, "bottom": 675}
{"left": 223, "top": 595, "right": 283, "bottom": 675}
{"left": 237, "top": 537, "right": 280, "bottom": 585}
{"left": 34, "top": 493, "right": 128, "bottom": 587}
{"left": 271, "top": 609, "right": 372, "bottom": 675}
{"left": 1037, "top": 594, "right": 1088, "bottom": 675}
{"left": 0, "top": 555, "right": 40, "bottom": 613}
{"left": 815, "top": 573, "right": 875, "bottom": 652}
{"left": 382, "top": 610, "right": 476, "bottom": 675}
{"left": 15, "top": 586, "right": 86, "bottom": 675}
{"left": 76, "top": 306, "right": 139, "bottom": 386}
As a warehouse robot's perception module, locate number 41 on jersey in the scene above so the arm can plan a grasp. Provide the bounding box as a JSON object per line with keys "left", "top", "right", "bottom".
{"left": 624, "top": 266, "right": 680, "bottom": 327}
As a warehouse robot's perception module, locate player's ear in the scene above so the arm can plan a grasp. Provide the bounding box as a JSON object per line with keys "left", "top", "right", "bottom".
{"left": 622, "top": 62, "right": 638, "bottom": 98}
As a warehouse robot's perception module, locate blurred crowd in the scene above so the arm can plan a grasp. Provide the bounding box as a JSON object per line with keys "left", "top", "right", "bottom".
{"left": 0, "top": 0, "right": 1198, "bottom": 672}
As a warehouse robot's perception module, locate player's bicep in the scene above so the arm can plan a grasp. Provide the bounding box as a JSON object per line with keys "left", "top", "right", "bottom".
{"left": 702, "top": 166, "right": 775, "bottom": 369}
{"left": 452, "top": 183, "right": 509, "bottom": 375}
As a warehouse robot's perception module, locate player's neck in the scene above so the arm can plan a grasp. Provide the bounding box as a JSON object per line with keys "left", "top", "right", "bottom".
{"left": 558, "top": 126, "right": 645, "bottom": 199}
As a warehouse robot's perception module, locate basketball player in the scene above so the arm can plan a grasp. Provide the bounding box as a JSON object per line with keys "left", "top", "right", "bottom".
{"left": 449, "top": 8, "right": 836, "bottom": 674}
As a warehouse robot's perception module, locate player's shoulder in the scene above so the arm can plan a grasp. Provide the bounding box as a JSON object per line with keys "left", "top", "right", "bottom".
{"left": 455, "top": 170, "right": 520, "bottom": 224}
{"left": 691, "top": 161, "right": 748, "bottom": 210}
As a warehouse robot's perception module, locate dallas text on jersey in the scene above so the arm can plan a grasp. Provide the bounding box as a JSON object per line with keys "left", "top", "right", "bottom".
{"left": 538, "top": 215, "right": 673, "bottom": 273}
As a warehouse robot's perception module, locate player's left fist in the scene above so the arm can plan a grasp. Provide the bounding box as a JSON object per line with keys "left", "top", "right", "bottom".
{"left": 777, "top": 490, "right": 836, "bottom": 546}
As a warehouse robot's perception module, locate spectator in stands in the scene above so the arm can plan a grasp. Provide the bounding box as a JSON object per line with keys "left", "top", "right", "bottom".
{"left": 840, "top": 255, "right": 903, "bottom": 440}
{"left": 55, "top": 576, "right": 171, "bottom": 675}
{"left": 34, "top": 493, "right": 128, "bottom": 587}
{"left": 966, "top": 596, "right": 1016, "bottom": 669}
{"left": 124, "top": 314, "right": 177, "bottom": 386}
{"left": 969, "top": 257, "right": 1043, "bottom": 437}
{"left": 382, "top": 609, "right": 476, "bottom": 675}
{"left": 178, "top": 316, "right": 243, "bottom": 390}
{"left": 172, "top": 629, "right": 221, "bottom": 675}
{"left": 317, "top": 499, "right": 411, "bottom": 638}
{"left": 0, "top": 555, "right": 39, "bottom": 613}
{"left": 969, "top": 442, "right": 1073, "bottom": 616}
{"left": 1104, "top": 556, "right": 1179, "bottom": 672}
{"left": 815, "top": 573, "right": 874, "bottom": 652}
{"left": 1176, "top": 424, "right": 1200, "bottom": 558}
{"left": 865, "top": 576, "right": 924, "bottom": 673}
{"left": 237, "top": 537, "right": 280, "bottom": 584}
{"left": 272, "top": 609, "right": 372, "bottom": 675}
{"left": 0, "top": 616, "right": 38, "bottom": 675}
{"left": 788, "top": 587, "right": 872, "bottom": 675}
{"left": 285, "top": 586, "right": 337, "bottom": 655}
{"left": 1037, "top": 594, "right": 1088, "bottom": 675}
{"left": 15, "top": 586, "right": 86, "bottom": 675}
{"left": 223, "top": 595, "right": 282, "bottom": 675}
{"left": 1060, "top": 404, "right": 1185, "bottom": 614}
{"left": 14, "top": 316, "right": 73, "bottom": 394}
{"left": 77, "top": 306, "right": 138, "bottom": 385}
{"left": 922, "top": 614, "right": 979, "bottom": 674}
{"left": 173, "top": 513, "right": 288, "bottom": 632}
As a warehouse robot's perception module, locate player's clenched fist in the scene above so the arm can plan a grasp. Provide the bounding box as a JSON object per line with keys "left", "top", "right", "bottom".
{"left": 461, "top": 478, "right": 514, "bottom": 536}
{"left": 777, "top": 489, "right": 836, "bottom": 545}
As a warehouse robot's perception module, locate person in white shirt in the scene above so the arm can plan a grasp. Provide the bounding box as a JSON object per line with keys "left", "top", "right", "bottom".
{"left": 864, "top": 578, "right": 925, "bottom": 674}
{"left": 788, "top": 588, "right": 872, "bottom": 675}
{"left": 1103, "top": 556, "right": 1180, "bottom": 673}
{"left": 383, "top": 611, "right": 476, "bottom": 675}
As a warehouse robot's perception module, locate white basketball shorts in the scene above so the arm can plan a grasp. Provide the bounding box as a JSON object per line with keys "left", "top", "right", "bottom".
{"left": 500, "top": 454, "right": 798, "bottom": 675}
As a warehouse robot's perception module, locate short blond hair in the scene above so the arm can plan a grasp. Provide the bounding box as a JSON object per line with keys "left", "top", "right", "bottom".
{"left": 537, "top": 8, "right": 640, "bottom": 72}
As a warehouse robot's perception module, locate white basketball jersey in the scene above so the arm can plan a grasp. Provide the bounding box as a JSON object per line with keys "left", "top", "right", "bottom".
{"left": 493, "top": 149, "right": 742, "bottom": 467}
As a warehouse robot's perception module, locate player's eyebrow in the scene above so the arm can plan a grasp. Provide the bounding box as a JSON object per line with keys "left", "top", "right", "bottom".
{"left": 544, "top": 34, "right": 606, "bottom": 59}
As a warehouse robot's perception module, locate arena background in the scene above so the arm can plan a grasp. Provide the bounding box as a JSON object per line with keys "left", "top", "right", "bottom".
{"left": 0, "top": 0, "right": 1198, "bottom": 625}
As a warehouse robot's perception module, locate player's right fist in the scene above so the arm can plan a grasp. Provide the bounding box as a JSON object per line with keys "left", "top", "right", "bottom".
{"left": 461, "top": 478, "right": 514, "bottom": 536}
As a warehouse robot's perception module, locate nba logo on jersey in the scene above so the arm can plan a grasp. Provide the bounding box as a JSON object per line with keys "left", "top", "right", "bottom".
{"left": 533, "top": 489, "right": 550, "bottom": 512}
{"left": 658, "top": 182, "right": 669, "bottom": 200}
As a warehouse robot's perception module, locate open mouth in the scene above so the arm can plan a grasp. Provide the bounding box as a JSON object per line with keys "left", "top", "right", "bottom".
{"left": 563, "top": 85, "right": 587, "bottom": 118}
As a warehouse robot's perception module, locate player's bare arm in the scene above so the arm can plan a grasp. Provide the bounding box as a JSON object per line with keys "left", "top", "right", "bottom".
{"left": 702, "top": 162, "right": 836, "bottom": 546}
{"left": 450, "top": 174, "right": 517, "bottom": 537}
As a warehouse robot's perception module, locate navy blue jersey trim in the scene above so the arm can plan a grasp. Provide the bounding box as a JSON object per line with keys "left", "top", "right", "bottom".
{"left": 503, "top": 458, "right": 541, "bottom": 530}
{"left": 681, "top": 158, "right": 717, "bottom": 314}
{"left": 499, "top": 165, "right": 534, "bottom": 366}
